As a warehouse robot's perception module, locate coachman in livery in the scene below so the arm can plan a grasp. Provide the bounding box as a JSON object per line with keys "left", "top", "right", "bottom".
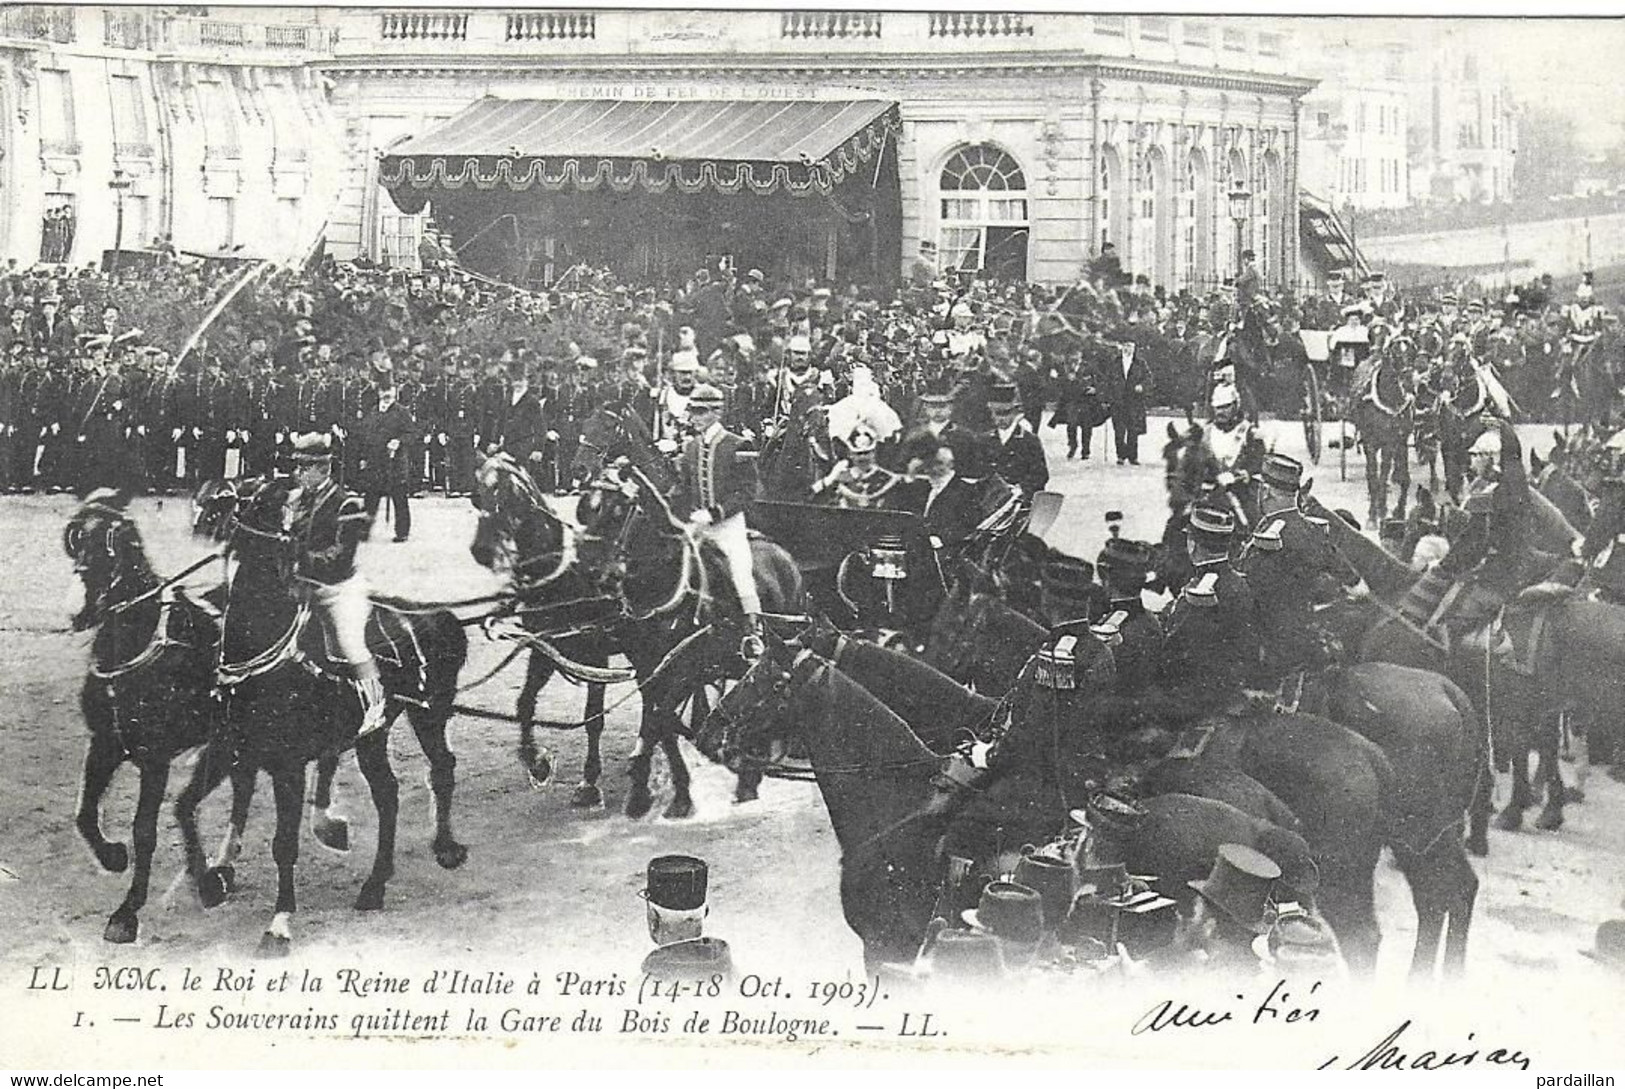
{"left": 289, "top": 432, "right": 386, "bottom": 733}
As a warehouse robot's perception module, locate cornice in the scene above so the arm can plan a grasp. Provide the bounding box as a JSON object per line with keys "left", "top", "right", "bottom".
{"left": 317, "top": 54, "right": 1317, "bottom": 100}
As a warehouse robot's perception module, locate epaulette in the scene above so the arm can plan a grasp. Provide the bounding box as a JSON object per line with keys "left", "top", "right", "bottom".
{"left": 1090, "top": 610, "right": 1128, "bottom": 647}
{"left": 1183, "top": 571, "right": 1220, "bottom": 607}
{"left": 1251, "top": 517, "right": 1285, "bottom": 551}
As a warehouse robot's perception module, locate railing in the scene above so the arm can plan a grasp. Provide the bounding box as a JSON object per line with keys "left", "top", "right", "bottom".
{"left": 505, "top": 11, "right": 597, "bottom": 40}
{"left": 781, "top": 11, "right": 883, "bottom": 39}
{"left": 265, "top": 24, "right": 324, "bottom": 49}
{"left": 198, "top": 20, "right": 246, "bottom": 47}
{"left": 0, "top": 5, "right": 75, "bottom": 43}
{"left": 928, "top": 12, "right": 1031, "bottom": 37}
{"left": 103, "top": 10, "right": 149, "bottom": 49}
{"left": 380, "top": 11, "right": 468, "bottom": 41}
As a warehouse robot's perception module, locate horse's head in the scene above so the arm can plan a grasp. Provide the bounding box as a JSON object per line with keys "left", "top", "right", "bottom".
{"left": 470, "top": 452, "right": 570, "bottom": 575}
{"left": 1162, "top": 420, "right": 1215, "bottom": 512}
{"left": 699, "top": 633, "right": 806, "bottom": 774}
{"left": 223, "top": 476, "right": 298, "bottom": 582}
{"left": 569, "top": 405, "right": 625, "bottom": 489}
{"left": 63, "top": 489, "right": 151, "bottom": 631}
{"left": 191, "top": 478, "right": 243, "bottom": 544}
{"left": 573, "top": 462, "right": 646, "bottom": 587}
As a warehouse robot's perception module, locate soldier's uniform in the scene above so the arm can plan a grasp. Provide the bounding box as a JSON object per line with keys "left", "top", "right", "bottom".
{"left": 676, "top": 383, "right": 765, "bottom": 656}
{"left": 812, "top": 426, "right": 906, "bottom": 509}
{"left": 1206, "top": 385, "right": 1266, "bottom": 478}
{"left": 445, "top": 366, "right": 479, "bottom": 495}
{"left": 1091, "top": 538, "right": 1162, "bottom": 698}
{"left": 1158, "top": 505, "right": 1258, "bottom": 717}
{"left": 1237, "top": 454, "right": 1338, "bottom": 709}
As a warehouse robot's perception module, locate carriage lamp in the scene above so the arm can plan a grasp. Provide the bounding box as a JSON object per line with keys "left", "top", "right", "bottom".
{"left": 1227, "top": 181, "right": 1251, "bottom": 277}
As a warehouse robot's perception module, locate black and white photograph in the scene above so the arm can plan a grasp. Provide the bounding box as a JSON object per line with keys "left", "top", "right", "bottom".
{"left": 1, "top": 3, "right": 1623, "bottom": 1072}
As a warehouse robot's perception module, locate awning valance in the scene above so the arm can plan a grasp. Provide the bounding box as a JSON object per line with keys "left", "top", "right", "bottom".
{"left": 380, "top": 97, "right": 901, "bottom": 202}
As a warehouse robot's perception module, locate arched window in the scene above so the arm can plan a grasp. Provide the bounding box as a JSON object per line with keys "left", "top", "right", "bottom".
{"left": 1182, "top": 147, "right": 1210, "bottom": 289}
{"left": 1261, "top": 150, "right": 1283, "bottom": 282}
{"left": 938, "top": 144, "right": 1029, "bottom": 279}
{"left": 1132, "top": 146, "right": 1171, "bottom": 290}
{"left": 1097, "top": 143, "right": 1125, "bottom": 251}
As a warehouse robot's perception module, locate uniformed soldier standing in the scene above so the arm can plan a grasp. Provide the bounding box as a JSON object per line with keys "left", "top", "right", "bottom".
{"left": 1237, "top": 453, "right": 1338, "bottom": 711}
{"left": 675, "top": 383, "right": 765, "bottom": 659}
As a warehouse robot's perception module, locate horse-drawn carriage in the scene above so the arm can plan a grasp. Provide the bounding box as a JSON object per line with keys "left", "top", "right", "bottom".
{"left": 1206, "top": 308, "right": 1329, "bottom": 466}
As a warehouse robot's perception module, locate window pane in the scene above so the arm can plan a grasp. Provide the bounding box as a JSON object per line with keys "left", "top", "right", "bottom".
{"left": 987, "top": 198, "right": 1027, "bottom": 221}
{"left": 39, "top": 69, "right": 76, "bottom": 147}
{"left": 941, "top": 227, "right": 983, "bottom": 271}
{"left": 111, "top": 75, "right": 148, "bottom": 154}
{"left": 940, "top": 198, "right": 979, "bottom": 220}
{"left": 199, "top": 82, "right": 241, "bottom": 156}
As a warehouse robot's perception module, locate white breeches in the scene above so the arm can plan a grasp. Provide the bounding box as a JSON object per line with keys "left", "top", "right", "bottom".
{"left": 696, "top": 513, "right": 762, "bottom": 616}
{"left": 312, "top": 576, "right": 375, "bottom": 670}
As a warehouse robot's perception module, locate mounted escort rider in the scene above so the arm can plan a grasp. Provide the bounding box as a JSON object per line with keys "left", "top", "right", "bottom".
{"left": 1237, "top": 453, "right": 1340, "bottom": 713}
{"left": 287, "top": 431, "right": 386, "bottom": 733}
{"left": 676, "top": 383, "right": 767, "bottom": 660}
{"left": 1158, "top": 503, "right": 1260, "bottom": 723}
{"left": 1426, "top": 417, "right": 1534, "bottom": 654}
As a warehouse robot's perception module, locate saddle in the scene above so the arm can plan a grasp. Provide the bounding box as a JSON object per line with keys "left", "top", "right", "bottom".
{"left": 217, "top": 597, "right": 425, "bottom": 697}
{"left": 690, "top": 533, "right": 780, "bottom": 620}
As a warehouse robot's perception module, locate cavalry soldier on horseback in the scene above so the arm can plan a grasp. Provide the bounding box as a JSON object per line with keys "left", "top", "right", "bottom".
{"left": 654, "top": 349, "right": 701, "bottom": 446}
{"left": 676, "top": 383, "right": 766, "bottom": 660}
{"left": 1158, "top": 504, "right": 1259, "bottom": 719}
{"left": 1206, "top": 384, "right": 1265, "bottom": 479}
{"left": 1091, "top": 537, "right": 1162, "bottom": 698}
{"left": 1430, "top": 417, "right": 1533, "bottom": 652}
{"left": 288, "top": 431, "right": 386, "bottom": 734}
{"left": 1237, "top": 453, "right": 1339, "bottom": 712}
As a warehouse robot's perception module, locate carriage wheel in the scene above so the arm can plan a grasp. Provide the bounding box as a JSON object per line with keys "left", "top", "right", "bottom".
{"left": 1300, "top": 365, "right": 1323, "bottom": 465}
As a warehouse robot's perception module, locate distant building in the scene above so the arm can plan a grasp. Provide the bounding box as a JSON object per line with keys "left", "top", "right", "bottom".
{"left": 1405, "top": 23, "right": 1518, "bottom": 204}
{"left": 0, "top": 6, "right": 344, "bottom": 268}
{"left": 1293, "top": 30, "right": 1409, "bottom": 211}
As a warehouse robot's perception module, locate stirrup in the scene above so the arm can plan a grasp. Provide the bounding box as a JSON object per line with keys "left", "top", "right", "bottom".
{"left": 355, "top": 678, "right": 388, "bottom": 737}
{"left": 739, "top": 633, "right": 765, "bottom": 661}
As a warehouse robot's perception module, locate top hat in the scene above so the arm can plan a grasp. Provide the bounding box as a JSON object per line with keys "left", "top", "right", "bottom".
{"left": 1098, "top": 537, "right": 1152, "bottom": 578}
{"left": 987, "top": 382, "right": 1021, "bottom": 411}
{"left": 1260, "top": 452, "right": 1303, "bottom": 490}
{"left": 918, "top": 375, "right": 955, "bottom": 404}
{"left": 1074, "top": 860, "right": 1130, "bottom": 899}
{"left": 962, "top": 880, "right": 1045, "bottom": 945}
{"left": 922, "top": 928, "right": 1007, "bottom": 981}
{"left": 1189, "top": 504, "right": 1235, "bottom": 537}
{"left": 290, "top": 432, "right": 334, "bottom": 462}
{"left": 640, "top": 937, "right": 734, "bottom": 983}
{"left": 645, "top": 855, "right": 708, "bottom": 911}
{"left": 1083, "top": 791, "right": 1146, "bottom": 838}
{"left": 1188, "top": 844, "right": 1281, "bottom": 935}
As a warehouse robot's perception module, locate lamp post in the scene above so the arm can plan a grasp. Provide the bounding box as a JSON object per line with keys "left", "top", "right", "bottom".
{"left": 108, "top": 166, "right": 132, "bottom": 276}
{"left": 1228, "top": 180, "right": 1251, "bottom": 278}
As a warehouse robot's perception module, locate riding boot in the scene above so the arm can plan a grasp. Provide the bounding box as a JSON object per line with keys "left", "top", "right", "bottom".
{"left": 354, "top": 660, "right": 387, "bottom": 736}
{"left": 739, "top": 614, "right": 765, "bottom": 661}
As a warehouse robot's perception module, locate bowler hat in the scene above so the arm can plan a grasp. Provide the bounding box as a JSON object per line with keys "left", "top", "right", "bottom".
{"left": 645, "top": 855, "right": 708, "bottom": 911}
{"left": 962, "top": 880, "right": 1045, "bottom": 945}
{"left": 1582, "top": 919, "right": 1625, "bottom": 970}
{"left": 1188, "top": 844, "right": 1282, "bottom": 935}
{"left": 1261, "top": 452, "right": 1303, "bottom": 490}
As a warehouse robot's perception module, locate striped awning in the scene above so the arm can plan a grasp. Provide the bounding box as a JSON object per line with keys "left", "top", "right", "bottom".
{"left": 380, "top": 97, "right": 901, "bottom": 202}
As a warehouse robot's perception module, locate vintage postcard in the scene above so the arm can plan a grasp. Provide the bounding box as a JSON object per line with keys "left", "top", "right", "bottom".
{"left": 1, "top": 2, "right": 1622, "bottom": 1072}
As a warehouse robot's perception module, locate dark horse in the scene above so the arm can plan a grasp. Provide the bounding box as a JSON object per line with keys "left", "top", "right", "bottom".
{"left": 468, "top": 452, "right": 624, "bottom": 807}
{"left": 63, "top": 491, "right": 258, "bottom": 944}
{"left": 700, "top": 635, "right": 1321, "bottom": 973}
{"left": 176, "top": 477, "right": 470, "bottom": 953}
{"left": 899, "top": 577, "right": 1482, "bottom": 977}
{"left": 1349, "top": 336, "right": 1416, "bottom": 526}
{"left": 1307, "top": 489, "right": 1621, "bottom": 840}
{"left": 570, "top": 404, "right": 806, "bottom": 818}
